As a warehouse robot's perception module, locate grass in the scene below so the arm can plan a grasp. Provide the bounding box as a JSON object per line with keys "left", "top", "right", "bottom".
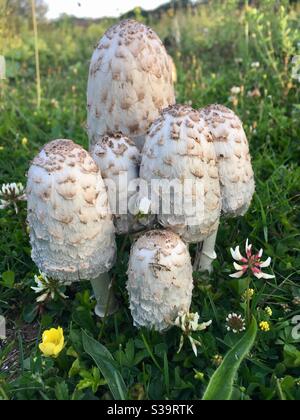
{"left": 0, "top": 0, "right": 299, "bottom": 400}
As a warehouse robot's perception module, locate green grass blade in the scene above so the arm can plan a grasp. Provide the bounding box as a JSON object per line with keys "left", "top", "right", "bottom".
{"left": 163, "top": 352, "right": 170, "bottom": 397}
{"left": 141, "top": 333, "right": 163, "bottom": 372}
{"left": 203, "top": 318, "right": 258, "bottom": 401}
{"left": 82, "top": 330, "right": 128, "bottom": 400}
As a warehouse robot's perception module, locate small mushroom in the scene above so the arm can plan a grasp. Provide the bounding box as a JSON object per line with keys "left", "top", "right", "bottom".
{"left": 27, "top": 139, "right": 118, "bottom": 317}
{"left": 91, "top": 133, "right": 148, "bottom": 234}
{"left": 140, "top": 104, "right": 221, "bottom": 245}
{"left": 127, "top": 230, "right": 193, "bottom": 332}
{"left": 194, "top": 104, "right": 255, "bottom": 271}
{"left": 87, "top": 19, "right": 175, "bottom": 151}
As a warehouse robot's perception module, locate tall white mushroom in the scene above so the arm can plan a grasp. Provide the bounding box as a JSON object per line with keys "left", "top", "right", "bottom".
{"left": 195, "top": 104, "right": 255, "bottom": 272}
{"left": 87, "top": 19, "right": 176, "bottom": 151}
{"left": 27, "top": 139, "right": 118, "bottom": 317}
{"left": 127, "top": 230, "right": 193, "bottom": 332}
{"left": 140, "top": 104, "right": 221, "bottom": 246}
{"left": 91, "top": 133, "right": 148, "bottom": 234}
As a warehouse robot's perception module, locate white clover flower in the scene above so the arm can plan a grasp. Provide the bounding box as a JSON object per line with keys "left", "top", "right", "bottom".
{"left": 51, "top": 98, "right": 59, "bottom": 108}
{"left": 230, "top": 86, "right": 241, "bottom": 95}
{"left": 189, "top": 312, "right": 200, "bottom": 331}
{"left": 264, "top": 306, "right": 273, "bottom": 317}
{"left": 251, "top": 62, "right": 260, "bottom": 69}
{"left": 0, "top": 182, "right": 26, "bottom": 214}
{"left": 174, "top": 311, "right": 212, "bottom": 357}
{"left": 226, "top": 313, "right": 246, "bottom": 334}
{"left": 230, "top": 238, "right": 275, "bottom": 280}
{"left": 31, "top": 271, "right": 69, "bottom": 303}
{"left": 235, "top": 58, "right": 243, "bottom": 65}
{"left": 293, "top": 297, "right": 300, "bottom": 306}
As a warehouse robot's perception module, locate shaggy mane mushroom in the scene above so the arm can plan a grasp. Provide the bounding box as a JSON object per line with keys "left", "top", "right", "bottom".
{"left": 87, "top": 19, "right": 176, "bottom": 151}
{"left": 127, "top": 229, "right": 194, "bottom": 332}
{"left": 91, "top": 133, "right": 151, "bottom": 235}
{"left": 140, "top": 104, "right": 221, "bottom": 246}
{"left": 194, "top": 104, "right": 255, "bottom": 272}
{"left": 27, "top": 139, "right": 118, "bottom": 317}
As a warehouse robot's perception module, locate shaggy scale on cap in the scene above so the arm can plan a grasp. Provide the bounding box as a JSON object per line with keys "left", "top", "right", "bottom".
{"left": 87, "top": 19, "right": 176, "bottom": 150}
{"left": 140, "top": 105, "right": 221, "bottom": 243}
{"left": 27, "top": 139, "right": 116, "bottom": 283}
{"left": 127, "top": 230, "right": 193, "bottom": 331}
{"left": 200, "top": 104, "right": 255, "bottom": 216}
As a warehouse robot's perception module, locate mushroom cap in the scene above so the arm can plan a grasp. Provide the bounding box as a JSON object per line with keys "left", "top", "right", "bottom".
{"left": 91, "top": 133, "right": 146, "bottom": 234}
{"left": 200, "top": 104, "right": 255, "bottom": 216}
{"left": 127, "top": 229, "right": 193, "bottom": 331}
{"left": 87, "top": 19, "right": 176, "bottom": 150}
{"left": 140, "top": 105, "right": 221, "bottom": 243}
{"left": 27, "top": 139, "right": 116, "bottom": 283}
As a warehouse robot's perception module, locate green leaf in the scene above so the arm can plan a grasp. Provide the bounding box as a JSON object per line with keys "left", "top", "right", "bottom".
{"left": 133, "top": 350, "right": 148, "bottom": 366}
{"left": 125, "top": 338, "right": 135, "bottom": 365}
{"left": 163, "top": 352, "right": 170, "bottom": 396}
{"left": 76, "top": 368, "right": 105, "bottom": 394}
{"left": 66, "top": 346, "right": 79, "bottom": 359}
{"left": 68, "top": 358, "right": 81, "bottom": 378}
{"left": 22, "top": 303, "right": 38, "bottom": 323}
{"left": 280, "top": 376, "right": 296, "bottom": 401}
{"left": 72, "top": 307, "right": 97, "bottom": 335}
{"left": 69, "top": 329, "right": 84, "bottom": 355}
{"left": 82, "top": 330, "right": 127, "bottom": 400}
{"left": 203, "top": 318, "right": 258, "bottom": 401}
{"left": 1, "top": 271, "right": 15, "bottom": 288}
{"left": 283, "top": 344, "right": 300, "bottom": 368}
{"left": 228, "top": 277, "right": 250, "bottom": 296}
{"left": 55, "top": 382, "right": 70, "bottom": 401}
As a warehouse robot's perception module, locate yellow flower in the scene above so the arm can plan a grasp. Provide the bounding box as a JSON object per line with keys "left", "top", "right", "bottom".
{"left": 194, "top": 370, "right": 204, "bottom": 381}
{"left": 243, "top": 288, "right": 255, "bottom": 301}
{"left": 265, "top": 306, "right": 273, "bottom": 317}
{"left": 259, "top": 321, "right": 270, "bottom": 332}
{"left": 212, "top": 354, "right": 223, "bottom": 366}
{"left": 21, "top": 137, "right": 28, "bottom": 146}
{"left": 39, "top": 327, "right": 64, "bottom": 358}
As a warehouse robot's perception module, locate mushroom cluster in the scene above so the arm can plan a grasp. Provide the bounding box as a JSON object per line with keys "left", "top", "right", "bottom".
{"left": 27, "top": 19, "right": 255, "bottom": 332}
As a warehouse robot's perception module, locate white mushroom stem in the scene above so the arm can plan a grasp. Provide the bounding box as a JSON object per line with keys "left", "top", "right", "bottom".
{"left": 90, "top": 273, "right": 119, "bottom": 318}
{"left": 193, "top": 230, "right": 218, "bottom": 273}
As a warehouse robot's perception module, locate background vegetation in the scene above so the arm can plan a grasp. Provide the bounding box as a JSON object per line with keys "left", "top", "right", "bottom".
{"left": 0, "top": 0, "right": 299, "bottom": 400}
